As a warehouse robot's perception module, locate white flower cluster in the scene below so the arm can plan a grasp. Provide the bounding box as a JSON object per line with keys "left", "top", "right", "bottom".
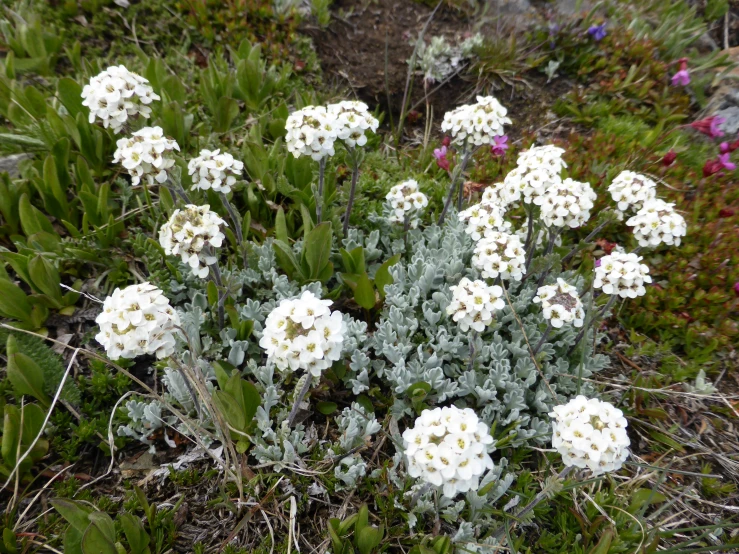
{"left": 285, "top": 102, "right": 379, "bottom": 160}
{"left": 446, "top": 277, "right": 505, "bottom": 332}
{"left": 328, "top": 100, "right": 380, "bottom": 148}
{"left": 158, "top": 205, "right": 226, "bottom": 278}
{"left": 113, "top": 126, "right": 180, "bottom": 186}
{"left": 386, "top": 179, "right": 429, "bottom": 224}
{"left": 402, "top": 406, "right": 494, "bottom": 498}
{"left": 81, "top": 65, "right": 159, "bottom": 133}
{"left": 188, "top": 149, "right": 244, "bottom": 194}
{"left": 414, "top": 34, "right": 482, "bottom": 83}
{"left": 536, "top": 178, "right": 597, "bottom": 229}
{"left": 95, "top": 283, "right": 180, "bottom": 360}
{"left": 607, "top": 171, "right": 656, "bottom": 212}
{"left": 458, "top": 200, "right": 511, "bottom": 241}
{"left": 480, "top": 183, "right": 508, "bottom": 208}
{"left": 259, "top": 291, "right": 346, "bottom": 376}
{"left": 501, "top": 145, "right": 567, "bottom": 205}
{"left": 550, "top": 395, "right": 630, "bottom": 475}
{"left": 533, "top": 278, "right": 585, "bottom": 328}
{"left": 471, "top": 231, "right": 526, "bottom": 281}
{"left": 594, "top": 252, "right": 652, "bottom": 298}
{"left": 440, "top": 96, "right": 511, "bottom": 147}
{"left": 626, "top": 198, "right": 686, "bottom": 248}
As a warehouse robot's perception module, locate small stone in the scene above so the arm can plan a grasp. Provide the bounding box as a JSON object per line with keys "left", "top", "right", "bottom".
{"left": 0, "top": 153, "right": 33, "bottom": 178}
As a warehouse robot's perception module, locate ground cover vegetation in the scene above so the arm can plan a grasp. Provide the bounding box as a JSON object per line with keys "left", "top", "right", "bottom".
{"left": 0, "top": 0, "right": 738, "bottom": 552}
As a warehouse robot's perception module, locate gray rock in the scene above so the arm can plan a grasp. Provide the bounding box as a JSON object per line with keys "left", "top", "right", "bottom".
{"left": 717, "top": 106, "right": 739, "bottom": 135}
{"left": 0, "top": 153, "right": 33, "bottom": 178}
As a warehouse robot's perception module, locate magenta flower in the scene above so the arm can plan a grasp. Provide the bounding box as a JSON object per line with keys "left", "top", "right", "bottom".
{"left": 671, "top": 58, "right": 690, "bottom": 86}
{"left": 595, "top": 259, "right": 602, "bottom": 268}
{"left": 718, "top": 153, "right": 736, "bottom": 171}
{"left": 433, "top": 145, "right": 447, "bottom": 160}
{"left": 491, "top": 135, "right": 509, "bottom": 157}
{"left": 433, "top": 145, "right": 450, "bottom": 171}
{"left": 734, "top": 282, "right": 739, "bottom": 297}
{"left": 690, "top": 116, "right": 725, "bottom": 138}
{"left": 671, "top": 69, "right": 690, "bottom": 86}
{"left": 720, "top": 142, "right": 730, "bottom": 154}
{"left": 587, "top": 23, "right": 607, "bottom": 41}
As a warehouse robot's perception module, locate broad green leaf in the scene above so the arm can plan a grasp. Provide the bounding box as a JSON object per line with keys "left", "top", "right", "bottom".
{"left": 316, "top": 401, "right": 338, "bottom": 415}
{"left": 120, "top": 513, "right": 150, "bottom": 554}
{"left": 27, "top": 255, "right": 63, "bottom": 305}
{"left": 374, "top": 254, "right": 401, "bottom": 299}
{"left": 0, "top": 278, "right": 33, "bottom": 322}
{"left": 275, "top": 206, "right": 288, "bottom": 244}
{"left": 81, "top": 513, "right": 117, "bottom": 554}
{"left": 303, "top": 222, "right": 333, "bottom": 280}
{"left": 57, "top": 77, "right": 84, "bottom": 118}
{"left": 6, "top": 335, "right": 50, "bottom": 406}
{"left": 51, "top": 499, "right": 93, "bottom": 534}
{"left": 212, "top": 390, "right": 246, "bottom": 430}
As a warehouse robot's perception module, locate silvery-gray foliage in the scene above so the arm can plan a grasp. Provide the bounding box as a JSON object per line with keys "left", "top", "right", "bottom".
{"left": 351, "top": 216, "right": 607, "bottom": 447}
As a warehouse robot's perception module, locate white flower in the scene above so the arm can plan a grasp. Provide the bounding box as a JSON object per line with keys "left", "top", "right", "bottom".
{"left": 593, "top": 252, "right": 652, "bottom": 298}
{"left": 440, "top": 96, "right": 511, "bottom": 148}
{"left": 471, "top": 231, "right": 526, "bottom": 281}
{"left": 95, "top": 282, "right": 179, "bottom": 360}
{"left": 536, "top": 178, "right": 597, "bottom": 229}
{"left": 550, "top": 395, "right": 630, "bottom": 475}
{"left": 188, "top": 149, "right": 244, "bottom": 194}
{"left": 81, "top": 65, "right": 160, "bottom": 133}
{"left": 458, "top": 200, "right": 511, "bottom": 241}
{"left": 386, "top": 179, "right": 429, "bottom": 224}
{"left": 608, "top": 171, "right": 657, "bottom": 212}
{"left": 402, "top": 405, "right": 494, "bottom": 498}
{"left": 158, "top": 205, "right": 227, "bottom": 278}
{"left": 625, "top": 198, "right": 686, "bottom": 248}
{"left": 533, "top": 278, "right": 584, "bottom": 328}
{"left": 112, "top": 126, "right": 180, "bottom": 187}
{"left": 447, "top": 277, "right": 505, "bottom": 332}
{"left": 501, "top": 145, "right": 566, "bottom": 204}
{"left": 259, "top": 291, "right": 346, "bottom": 376}
{"left": 327, "top": 101, "right": 379, "bottom": 148}
{"left": 480, "top": 182, "right": 510, "bottom": 209}
{"left": 285, "top": 105, "right": 339, "bottom": 160}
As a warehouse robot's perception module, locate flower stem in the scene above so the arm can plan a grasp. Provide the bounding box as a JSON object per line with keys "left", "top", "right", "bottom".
{"left": 532, "top": 321, "right": 553, "bottom": 355}
{"left": 316, "top": 158, "right": 327, "bottom": 224}
{"left": 208, "top": 258, "right": 225, "bottom": 330}
{"left": 438, "top": 148, "right": 473, "bottom": 225}
{"left": 467, "top": 331, "right": 479, "bottom": 371}
{"left": 560, "top": 219, "right": 611, "bottom": 265}
{"left": 287, "top": 374, "right": 314, "bottom": 427}
{"left": 343, "top": 152, "right": 360, "bottom": 237}
{"left": 567, "top": 293, "right": 617, "bottom": 357}
{"left": 220, "top": 192, "right": 248, "bottom": 269}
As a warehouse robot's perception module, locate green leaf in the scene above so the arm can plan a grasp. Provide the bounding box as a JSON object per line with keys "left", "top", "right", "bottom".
{"left": 27, "top": 255, "right": 63, "bottom": 305}
{"left": 303, "top": 222, "right": 333, "bottom": 281}
{"left": 6, "top": 335, "right": 50, "bottom": 406}
{"left": 57, "top": 77, "right": 84, "bottom": 118}
{"left": 81, "top": 513, "right": 117, "bottom": 554}
{"left": 213, "top": 96, "right": 240, "bottom": 133}
{"left": 374, "top": 254, "right": 401, "bottom": 299}
{"left": 587, "top": 526, "right": 614, "bottom": 554}
{"left": 64, "top": 525, "right": 84, "bottom": 554}
{"left": 432, "top": 536, "right": 452, "bottom": 554}
{"left": 316, "top": 401, "right": 338, "bottom": 415}
{"left": 647, "top": 430, "right": 685, "bottom": 452}
{"left": 343, "top": 272, "right": 375, "bottom": 310}
{"left": 0, "top": 279, "right": 33, "bottom": 322}
{"left": 120, "top": 513, "right": 150, "bottom": 554}
{"left": 275, "top": 207, "right": 288, "bottom": 244}
{"left": 212, "top": 360, "right": 235, "bottom": 391}
{"left": 273, "top": 239, "right": 303, "bottom": 281}
{"left": 51, "top": 498, "right": 93, "bottom": 534}
{"left": 356, "top": 526, "right": 383, "bottom": 554}
{"left": 627, "top": 488, "right": 666, "bottom": 514}
{"left": 213, "top": 390, "right": 246, "bottom": 430}
{"left": 19, "top": 193, "right": 55, "bottom": 237}
{"left": 238, "top": 380, "right": 260, "bottom": 424}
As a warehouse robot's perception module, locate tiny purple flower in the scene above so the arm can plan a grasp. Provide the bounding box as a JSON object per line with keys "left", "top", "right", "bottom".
{"left": 595, "top": 259, "right": 602, "bottom": 268}
{"left": 587, "top": 23, "right": 607, "bottom": 41}
{"left": 491, "top": 135, "right": 509, "bottom": 157}
{"left": 718, "top": 153, "right": 736, "bottom": 171}
{"left": 711, "top": 117, "right": 726, "bottom": 138}
{"left": 671, "top": 69, "right": 690, "bottom": 86}
{"left": 720, "top": 142, "right": 730, "bottom": 154}
{"left": 734, "top": 282, "right": 739, "bottom": 297}
{"left": 433, "top": 145, "right": 447, "bottom": 161}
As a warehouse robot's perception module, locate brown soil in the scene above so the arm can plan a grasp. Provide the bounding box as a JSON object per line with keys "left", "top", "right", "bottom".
{"left": 303, "top": 0, "right": 576, "bottom": 142}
